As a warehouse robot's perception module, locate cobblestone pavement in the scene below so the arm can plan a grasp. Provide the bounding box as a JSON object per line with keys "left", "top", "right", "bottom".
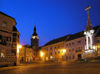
{"left": 0, "top": 62, "right": 100, "bottom": 74}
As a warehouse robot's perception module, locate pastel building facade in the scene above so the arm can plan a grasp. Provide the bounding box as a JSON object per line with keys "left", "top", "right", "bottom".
{"left": 41, "top": 25, "right": 100, "bottom": 61}
{"left": 0, "top": 11, "right": 20, "bottom": 66}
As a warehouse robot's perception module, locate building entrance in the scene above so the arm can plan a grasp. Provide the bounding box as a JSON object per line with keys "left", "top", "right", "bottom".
{"left": 78, "top": 54, "right": 81, "bottom": 60}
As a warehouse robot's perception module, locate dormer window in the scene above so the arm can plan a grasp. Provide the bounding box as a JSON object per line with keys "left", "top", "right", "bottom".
{"left": 3, "top": 21, "right": 7, "bottom": 28}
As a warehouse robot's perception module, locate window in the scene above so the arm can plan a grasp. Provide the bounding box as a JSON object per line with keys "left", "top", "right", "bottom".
{"left": 13, "top": 33, "right": 17, "bottom": 36}
{"left": 0, "top": 35, "right": 2, "bottom": 39}
{"left": 50, "top": 47, "right": 52, "bottom": 50}
{"left": 69, "top": 49, "right": 71, "bottom": 52}
{"left": 72, "top": 42, "right": 74, "bottom": 45}
{"left": 61, "top": 55, "right": 63, "bottom": 58}
{"left": 58, "top": 46, "right": 60, "bottom": 48}
{"left": 78, "top": 40, "right": 81, "bottom": 43}
{"left": 72, "top": 48, "right": 74, "bottom": 51}
{"left": 66, "top": 44, "right": 68, "bottom": 46}
{"left": 7, "top": 37, "right": 11, "bottom": 41}
{"left": 3, "top": 21, "right": 7, "bottom": 28}
{"left": 50, "top": 56, "right": 53, "bottom": 59}
{"left": 66, "top": 56, "right": 68, "bottom": 61}
{"left": 0, "top": 53, "right": 5, "bottom": 58}
{"left": 72, "top": 55, "right": 75, "bottom": 59}
{"left": 2, "top": 38, "right": 5, "bottom": 43}
{"left": 61, "top": 50, "right": 63, "bottom": 53}
{"left": 69, "top": 43, "right": 71, "bottom": 45}
{"left": 69, "top": 56, "right": 71, "bottom": 60}
{"left": 50, "top": 52, "right": 52, "bottom": 55}
{"left": 58, "top": 51, "right": 60, "bottom": 53}
{"left": 13, "top": 38, "right": 16, "bottom": 42}
{"left": 12, "top": 44, "right": 16, "bottom": 48}
{"left": 97, "top": 40, "right": 100, "bottom": 43}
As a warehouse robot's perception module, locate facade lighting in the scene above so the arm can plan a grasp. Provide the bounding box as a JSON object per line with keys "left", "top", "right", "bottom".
{"left": 40, "top": 51, "right": 44, "bottom": 57}
{"left": 17, "top": 45, "right": 22, "bottom": 53}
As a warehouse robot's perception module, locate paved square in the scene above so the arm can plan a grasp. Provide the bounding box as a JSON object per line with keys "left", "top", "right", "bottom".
{"left": 0, "top": 62, "right": 100, "bottom": 74}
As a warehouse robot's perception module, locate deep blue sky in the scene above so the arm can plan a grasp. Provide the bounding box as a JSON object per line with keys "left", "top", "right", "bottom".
{"left": 0, "top": 0, "right": 100, "bottom": 46}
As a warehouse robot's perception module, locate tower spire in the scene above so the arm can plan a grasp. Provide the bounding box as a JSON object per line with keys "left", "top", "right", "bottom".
{"left": 32, "top": 25, "right": 37, "bottom": 36}
{"left": 85, "top": 6, "right": 93, "bottom": 31}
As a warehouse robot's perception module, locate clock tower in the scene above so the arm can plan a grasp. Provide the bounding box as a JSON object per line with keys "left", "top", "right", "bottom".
{"left": 31, "top": 26, "right": 39, "bottom": 47}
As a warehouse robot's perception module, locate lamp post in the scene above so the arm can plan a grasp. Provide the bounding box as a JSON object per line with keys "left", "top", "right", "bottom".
{"left": 17, "top": 44, "right": 22, "bottom": 65}
{"left": 40, "top": 51, "right": 44, "bottom": 61}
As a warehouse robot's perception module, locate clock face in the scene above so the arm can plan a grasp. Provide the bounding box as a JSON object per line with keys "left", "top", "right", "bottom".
{"left": 31, "top": 36, "right": 39, "bottom": 39}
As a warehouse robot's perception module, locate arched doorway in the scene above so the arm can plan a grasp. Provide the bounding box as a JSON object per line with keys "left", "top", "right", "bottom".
{"left": 78, "top": 54, "right": 81, "bottom": 60}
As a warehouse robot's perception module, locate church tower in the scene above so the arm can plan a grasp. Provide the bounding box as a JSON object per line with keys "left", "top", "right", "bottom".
{"left": 31, "top": 26, "right": 39, "bottom": 47}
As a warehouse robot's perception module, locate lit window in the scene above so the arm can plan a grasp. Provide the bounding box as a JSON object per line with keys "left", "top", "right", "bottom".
{"left": 1, "top": 53, "right": 5, "bottom": 58}
{"left": 61, "top": 55, "right": 63, "bottom": 58}
{"left": 50, "top": 56, "right": 53, "bottom": 59}
{"left": 3, "top": 21, "right": 7, "bottom": 28}
{"left": 61, "top": 50, "right": 63, "bottom": 53}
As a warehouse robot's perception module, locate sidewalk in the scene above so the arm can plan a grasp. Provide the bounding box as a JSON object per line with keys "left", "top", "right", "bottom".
{"left": 0, "top": 66, "right": 19, "bottom": 72}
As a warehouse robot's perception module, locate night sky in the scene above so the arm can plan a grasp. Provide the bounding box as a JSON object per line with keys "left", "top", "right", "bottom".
{"left": 0, "top": 0, "right": 100, "bottom": 46}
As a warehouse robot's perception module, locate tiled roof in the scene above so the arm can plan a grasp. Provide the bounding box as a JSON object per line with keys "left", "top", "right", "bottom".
{"left": 96, "top": 25, "right": 100, "bottom": 37}
{"left": 66, "top": 31, "right": 84, "bottom": 41}
{"left": 44, "top": 25, "right": 100, "bottom": 46}
{"left": 0, "top": 11, "right": 15, "bottom": 19}
{"left": 44, "top": 34, "right": 71, "bottom": 46}
{"left": 66, "top": 25, "right": 100, "bottom": 41}
{"left": 0, "top": 11, "right": 17, "bottom": 24}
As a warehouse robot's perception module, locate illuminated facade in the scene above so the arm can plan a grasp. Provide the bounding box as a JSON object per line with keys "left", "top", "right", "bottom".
{"left": 41, "top": 25, "right": 100, "bottom": 61}
{"left": 41, "top": 6, "right": 100, "bottom": 61}
{"left": 0, "top": 11, "right": 20, "bottom": 66}
{"left": 19, "top": 26, "right": 40, "bottom": 62}
{"left": 41, "top": 35, "right": 71, "bottom": 61}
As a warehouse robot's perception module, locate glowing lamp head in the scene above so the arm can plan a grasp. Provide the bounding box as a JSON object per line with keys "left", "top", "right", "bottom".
{"left": 17, "top": 45, "right": 22, "bottom": 53}
{"left": 40, "top": 51, "right": 44, "bottom": 57}
{"left": 92, "top": 46, "right": 96, "bottom": 49}
{"left": 63, "top": 50, "right": 66, "bottom": 53}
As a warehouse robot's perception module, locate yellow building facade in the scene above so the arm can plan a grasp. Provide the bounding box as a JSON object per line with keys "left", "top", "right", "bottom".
{"left": 0, "top": 11, "right": 20, "bottom": 66}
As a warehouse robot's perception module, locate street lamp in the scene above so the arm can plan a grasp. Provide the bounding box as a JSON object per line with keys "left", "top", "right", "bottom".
{"left": 17, "top": 45, "right": 22, "bottom": 53}
{"left": 17, "top": 44, "right": 22, "bottom": 65}
{"left": 40, "top": 51, "right": 44, "bottom": 57}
